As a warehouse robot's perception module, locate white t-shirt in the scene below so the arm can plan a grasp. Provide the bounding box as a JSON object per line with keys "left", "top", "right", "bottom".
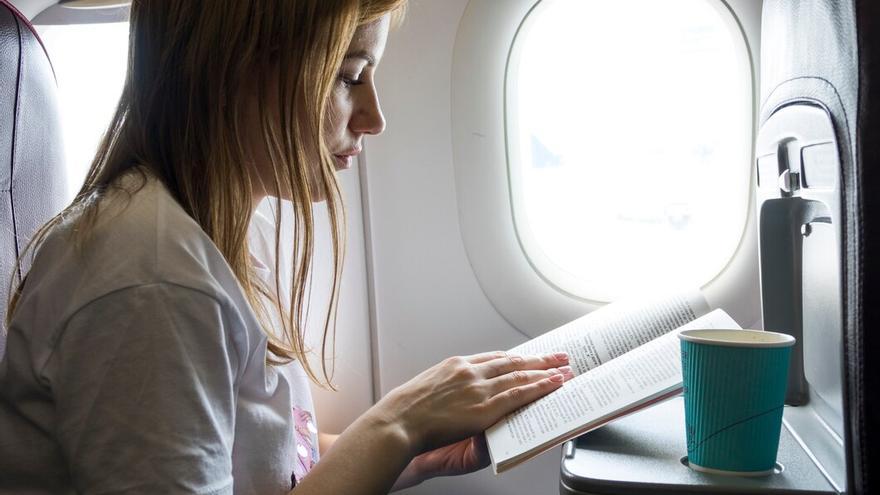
{"left": 0, "top": 173, "right": 320, "bottom": 494}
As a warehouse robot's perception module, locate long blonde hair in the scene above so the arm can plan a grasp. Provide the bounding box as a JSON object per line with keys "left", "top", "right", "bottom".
{"left": 7, "top": 0, "right": 406, "bottom": 387}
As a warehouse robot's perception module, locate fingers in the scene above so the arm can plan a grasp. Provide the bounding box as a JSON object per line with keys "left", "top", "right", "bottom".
{"left": 465, "top": 350, "right": 514, "bottom": 364}
{"left": 485, "top": 374, "right": 567, "bottom": 413}
{"left": 483, "top": 367, "right": 574, "bottom": 396}
{"left": 475, "top": 351, "right": 569, "bottom": 378}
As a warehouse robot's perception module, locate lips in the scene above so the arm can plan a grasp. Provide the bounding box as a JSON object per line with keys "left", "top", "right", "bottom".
{"left": 332, "top": 148, "right": 362, "bottom": 170}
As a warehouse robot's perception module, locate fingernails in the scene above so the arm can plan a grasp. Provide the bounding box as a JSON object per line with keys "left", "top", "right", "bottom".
{"left": 559, "top": 366, "right": 573, "bottom": 376}
{"left": 549, "top": 374, "right": 565, "bottom": 383}
{"left": 554, "top": 352, "right": 569, "bottom": 362}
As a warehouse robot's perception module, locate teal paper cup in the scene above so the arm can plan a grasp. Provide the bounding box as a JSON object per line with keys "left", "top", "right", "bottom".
{"left": 679, "top": 329, "right": 795, "bottom": 476}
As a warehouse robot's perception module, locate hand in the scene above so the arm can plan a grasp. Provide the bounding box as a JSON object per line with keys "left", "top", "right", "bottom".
{"left": 370, "top": 350, "right": 574, "bottom": 459}
{"left": 410, "top": 434, "right": 490, "bottom": 480}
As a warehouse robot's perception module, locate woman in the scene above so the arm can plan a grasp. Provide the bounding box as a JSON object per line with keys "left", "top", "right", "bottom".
{"left": 0, "top": 0, "right": 573, "bottom": 493}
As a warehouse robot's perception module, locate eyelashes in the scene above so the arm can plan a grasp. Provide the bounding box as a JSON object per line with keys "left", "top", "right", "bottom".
{"left": 339, "top": 75, "right": 365, "bottom": 88}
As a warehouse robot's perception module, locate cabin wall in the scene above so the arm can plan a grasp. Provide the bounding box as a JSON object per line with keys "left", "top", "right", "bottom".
{"left": 361, "top": 0, "right": 564, "bottom": 493}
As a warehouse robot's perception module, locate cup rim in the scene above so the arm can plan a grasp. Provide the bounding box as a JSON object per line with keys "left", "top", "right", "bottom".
{"left": 678, "top": 329, "right": 796, "bottom": 348}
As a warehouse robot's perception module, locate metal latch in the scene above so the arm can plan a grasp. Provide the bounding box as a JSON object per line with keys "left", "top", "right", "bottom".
{"left": 778, "top": 169, "right": 800, "bottom": 194}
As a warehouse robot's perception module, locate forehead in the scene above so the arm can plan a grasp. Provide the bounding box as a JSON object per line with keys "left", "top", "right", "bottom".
{"left": 347, "top": 16, "right": 391, "bottom": 61}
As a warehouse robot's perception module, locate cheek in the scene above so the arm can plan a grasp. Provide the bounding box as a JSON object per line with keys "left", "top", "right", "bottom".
{"left": 325, "top": 92, "right": 353, "bottom": 139}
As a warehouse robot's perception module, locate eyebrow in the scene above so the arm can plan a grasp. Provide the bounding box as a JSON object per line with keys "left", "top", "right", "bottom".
{"left": 344, "top": 50, "right": 376, "bottom": 66}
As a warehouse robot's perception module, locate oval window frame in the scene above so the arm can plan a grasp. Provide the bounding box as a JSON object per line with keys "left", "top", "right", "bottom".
{"left": 450, "top": 0, "right": 763, "bottom": 336}
{"left": 505, "top": 0, "right": 755, "bottom": 302}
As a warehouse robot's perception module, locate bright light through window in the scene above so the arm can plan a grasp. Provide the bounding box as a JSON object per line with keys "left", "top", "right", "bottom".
{"left": 36, "top": 22, "right": 129, "bottom": 201}
{"left": 507, "top": 0, "right": 753, "bottom": 301}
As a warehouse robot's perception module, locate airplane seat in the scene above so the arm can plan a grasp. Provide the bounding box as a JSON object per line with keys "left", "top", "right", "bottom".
{"left": 561, "top": 1, "right": 873, "bottom": 493}
{"left": 0, "top": 0, "right": 67, "bottom": 358}
{"left": 757, "top": 0, "right": 875, "bottom": 492}
{"left": 851, "top": 2, "right": 880, "bottom": 492}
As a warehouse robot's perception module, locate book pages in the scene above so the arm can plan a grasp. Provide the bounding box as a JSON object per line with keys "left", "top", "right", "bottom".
{"left": 510, "top": 291, "right": 709, "bottom": 376}
{"left": 487, "top": 301, "right": 738, "bottom": 474}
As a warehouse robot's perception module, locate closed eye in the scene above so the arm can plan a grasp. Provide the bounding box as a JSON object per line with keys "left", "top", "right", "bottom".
{"left": 340, "top": 75, "right": 365, "bottom": 88}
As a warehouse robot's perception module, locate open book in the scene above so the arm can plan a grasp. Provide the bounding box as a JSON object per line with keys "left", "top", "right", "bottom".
{"left": 485, "top": 291, "right": 740, "bottom": 474}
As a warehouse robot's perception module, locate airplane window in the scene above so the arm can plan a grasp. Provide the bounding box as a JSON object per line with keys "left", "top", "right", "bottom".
{"left": 507, "top": 0, "right": 753, "bottom": 301}
{"left": 36, "top": 22, "right": 130, "bottom": 200}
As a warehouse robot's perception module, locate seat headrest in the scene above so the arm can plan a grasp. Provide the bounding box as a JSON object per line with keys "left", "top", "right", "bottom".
{"left": 0, "top": 0, "right": 68, "bottom": 354}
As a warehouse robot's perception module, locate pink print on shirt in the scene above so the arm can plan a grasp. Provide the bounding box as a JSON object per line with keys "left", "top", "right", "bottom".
{"left": 290, "top": 407, "right": 319, "bottom": 487}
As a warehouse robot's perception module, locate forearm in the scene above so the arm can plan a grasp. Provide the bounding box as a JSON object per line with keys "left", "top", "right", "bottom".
{"left": 318, "top": 432, "right": 339, "bottom": 456}
{"left": 319, "top": 429, "right": 425, "bottom": 491}
{"left": 291, "top": 412, "right": 414, "bottom": 495}
{"left": 295, "top": 350, "right": 569, "bottom": 493}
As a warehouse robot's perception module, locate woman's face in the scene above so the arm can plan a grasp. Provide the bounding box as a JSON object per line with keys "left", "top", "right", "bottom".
{"left": 324, "top": 16, "right": 390, "bottom": 177}
{"left": 246, "top": 15, "right": 390, "bottom": 206}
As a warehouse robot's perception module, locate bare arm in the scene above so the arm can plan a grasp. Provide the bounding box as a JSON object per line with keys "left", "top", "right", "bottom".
{"left": 291, "top": 351, "right": 570, "bottom": 494}
{"left": 318, "top": 432, "right": 339, "bottom": 456}
{"left": 292, "top": 412, "right": 414, "bottom": 494}
{"left": 319, "top": 431, "right": 429, "bottom": 492}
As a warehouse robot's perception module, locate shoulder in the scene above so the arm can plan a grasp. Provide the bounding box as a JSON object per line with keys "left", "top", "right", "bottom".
{"left": 19, "top": 172, "right": 249, "bottom": 331}
{"left": 60, "top": 281, "right": 251, "bottom": 380}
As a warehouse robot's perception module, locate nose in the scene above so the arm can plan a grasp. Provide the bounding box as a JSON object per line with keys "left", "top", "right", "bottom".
{"left": 350, "top": 85, "right": 386, "bottom": 136}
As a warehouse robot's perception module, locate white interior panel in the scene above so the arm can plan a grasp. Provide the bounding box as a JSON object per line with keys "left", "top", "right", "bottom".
{"left": 364, "top": 0, "right": 762, "bottom": 492}
{"left": 363, "top": 0, "right": 527, "bottom": 393}
{"left": 361, "top": 1, "right": 566, "bottom": 493}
